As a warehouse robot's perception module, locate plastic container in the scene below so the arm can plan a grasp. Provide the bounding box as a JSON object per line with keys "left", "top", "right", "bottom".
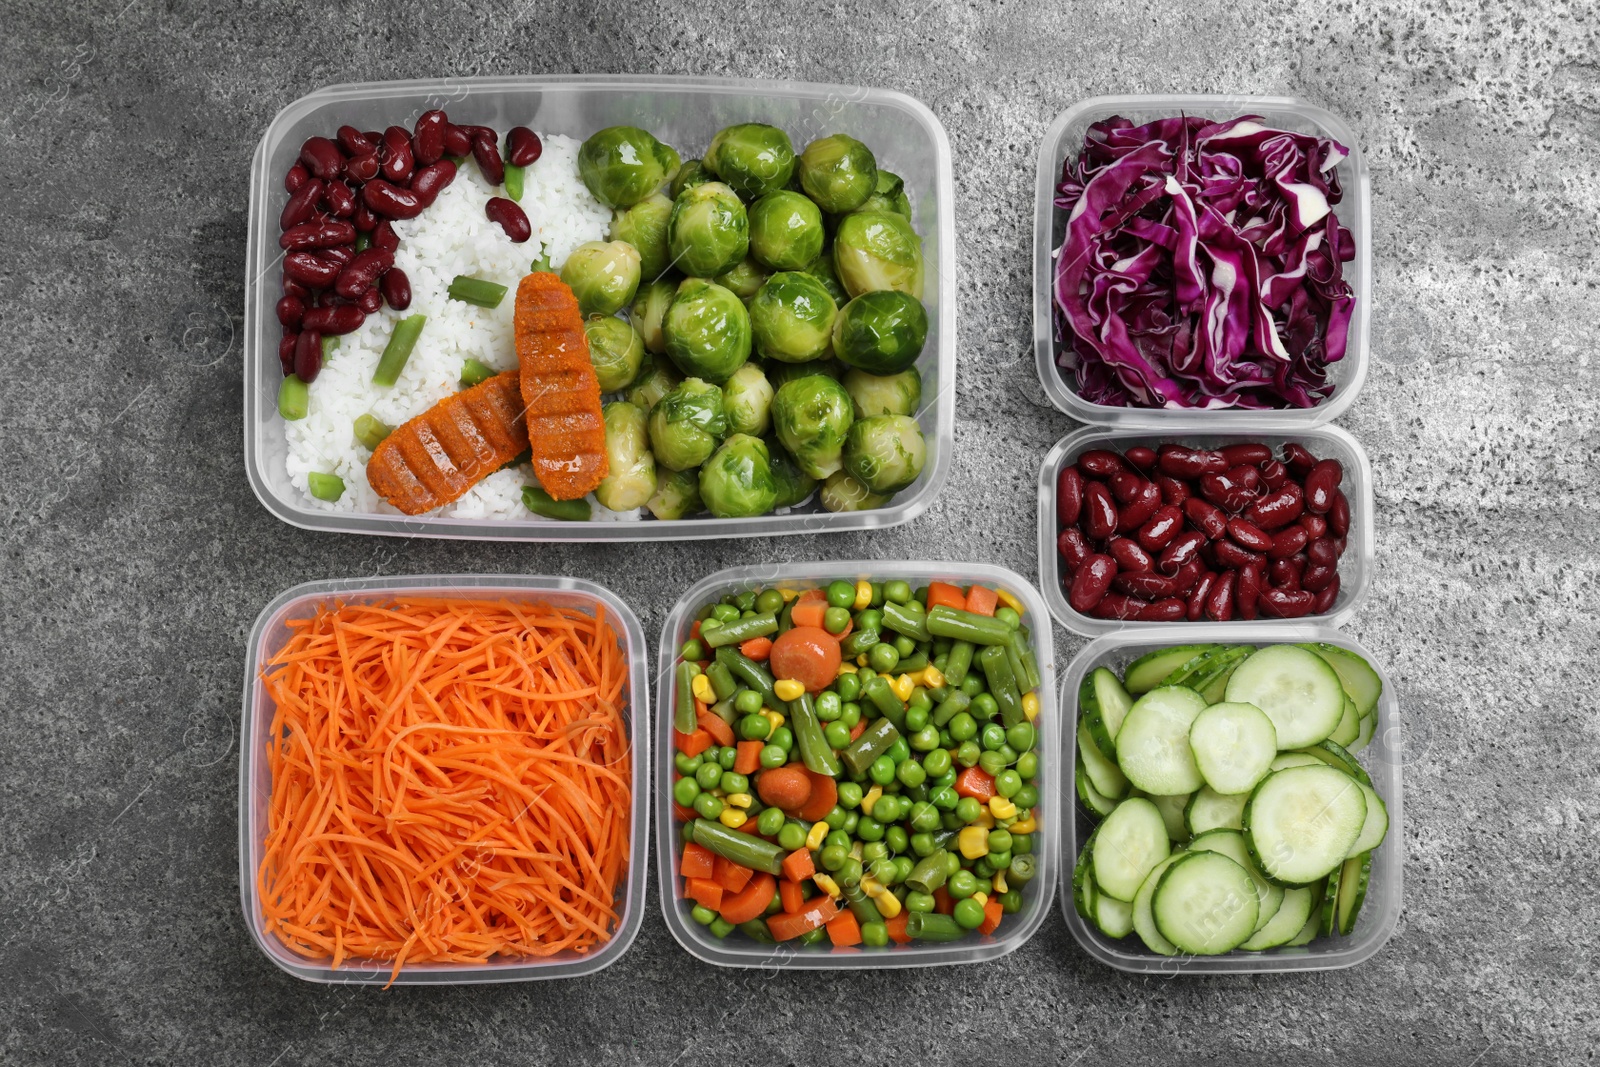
{"left": 1037, "top": 425, "right": 1373, "bottom": 636}
{"left": 655, "top": 561, "right": 1059, "bottom": 968}
{"left": 244, "top": 75, "right": 955, "bottom": 541}
{"left": 1059, "top": 624, "right": 1403, "bottom": 973}
{"left": 1032, "top": 94, "right": 1371, "bottom": 429}
{"left": 237, "top": 574, "right": 650, "bottom": 984}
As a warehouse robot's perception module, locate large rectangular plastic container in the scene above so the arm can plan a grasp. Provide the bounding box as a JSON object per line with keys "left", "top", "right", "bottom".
{"left": 1037, "top": 425, "right": 1373, "bottom": 635}
{"left": 244, "top": 75, "right": 955, "bottom": 541}
{"left": 1033, "top": 94, "right": 1372, "bottom": 430}
{"left": 238, "top": 574, "right": 650, "bottom": 984}
{"left": 1058, "top": 624, "right": 1402, "bottom": 973}
{"left": 655, "top": 561, "right": 1059, "bottom": 968}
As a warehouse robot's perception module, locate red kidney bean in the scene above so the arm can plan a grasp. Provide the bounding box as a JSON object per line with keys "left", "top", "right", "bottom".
{"left": 1057, "top": 527, "right": 1092, "bottom": 574}
{"left": 1237, "top": 562, "right": 1263, "bottom": 620}
{"left": 457, "top": 124, "right": 497, "bottom": 144}
{"left": 357, "top": 287, "right": 383, "bottom": 314}
{"left": 507, "top": 126, "right": 543, "bottom": 167}
{"left": 380, "top": 126, "right": 415, "bottom": 183}
{"left": 1200, "top": 470, "right": 1256, "bottom": 513}
{"left": 1078, "top": 449, "right": 1126, "bottom": 479}
{"left": 1158, "top": 530, "right": 1206, "bottom": 573}
{"left": 1107, "top": 537, "right": 1153, "bottom": 574}
{"left": 1187, "top": 571, "right": 1216, "bottom": 621}
{"left": 1226, "top": 518, "right": 1274, "bottom": 553}
{"left": 1137, "top": 598, "right": 1188, "bottom": 621}
{"left": 283, "top": 251, "right": 342, "bottom": 288}
{"left": 413, "top": 109, "right": 448, "bottom": 166}
{"left": 1213, "top": 538, "right": 1262, "bottom": 571}
{"left": 1332, "top": 536, "right": 1347, "bottom": 558}
{"left": 1220, "top": 442, "right": 1273, "bottom": 467}
{"left": 285, "top": 161, "right": 309, "bottom": 193}
{"left": 278, "top": 331, "right": 298, "bottom": 376}
{"left": 486, "top": 196, "right": 532, "bottom": 242}
{"left": 1245, "top": 483, "right": 1304, "bottom": 530}
{"left": 1259, "top": 588, "right": 1315, "bottom": 618}
{"left": 1258, "top": 458, "right": 1288, "bottom": 490}
{"left": 362, "top": 179, "right": 425, "bottom": 219}
{"left": 1183, "top": 496, "right": 1228, "bottom": 540}
{"left": 280, "top": 218, "right": 355, "bottom": 251}
{"left": 1302, "top": 563, "right": 1337, "bottom": 593}
{"left": 1269, "top": 556, "right": 1304, "bottom": 590}
{"left": 346, "top": 151, "right": 380, "bottom": 184}
{"left": 275, "top": 294, "right": 305, "bottom": 329}
{"left": 1158, "top": 444, "right": 1229, "bottom": 478}
{"left": 1114, "top": 480, "right": 1161, "bottom": 533}
{"left": 293, "top": 329, "right": 323, "bottom": 382}
{"left": 1268, "top": 525, "right": 1309, "bottom": 559}
{"left": 323, "top": 179, "right": 356, "bottom": 218}
{"left": 1057, "top": 466, "right": 1083, "bottom": 526}
{"left": 1089, "top": 593, "right": 1143, "bottom": 620}
{"left": 1069, "top": 554, "right": 1117, "bottom": 614}
{"left": 282, "top": 275, "right": 309, "bottom": 298}
{"left": 337, "top": 125, "right": 377, "bottom": 156}
{"left": 363, "top": 130, "right": 384, "bottom": 146}
{"left": 411, "top": 159, "right": 458, "bottom": 206}
{"left": 1300, "top": 513, "right": 1328, "bottom": 539}
{"left": 472, "top": 132, "right": 506, "bottom": 187}
{"left": 1328, "top": 489, "right": 1351, "bottom": 537}
{"left": 1136, "top": 505, "right": 1184, "bottom": 552}
{"left": 334, "top": 248, "right": 395, "bottom": 299}
{"left": 300, "top": 136, "right": 344, "bottom": 179}
{"left": 321, "top": 245, "right": 354, "bottom": 269}
{"left": 1115, "top": 559, "right": 1200, "bottom": 600}
{"left": 1305, "top": 459, "right": 1343, "bottom": 514}
{"left": 442, "top": 122, "right": 473, "bottom": 157}
{"left": 1123, "top": 445, "right": 1157, "bottom": 473}
{"left": 372, "top": 220, "right": 399, "bottom": 252}
{"left": 1204, "top": 571, "right": 1236, "bottom": 621}
{"left": 280, "top": 178, "right": 324, "bottom": 231}
{"left": 352, "top": 201, "right": 377, "bottom": 233}
{"left": 380, "top": 268, "right": 412, "bottom": 311}
{"left": 1156, "top": 474, "right": 1190, "bottom": 505}
{"left": 1306, "top": 537, "right": 1339, "bottom": 568}
{"left": 1283, "top": 442, "right": 1317, "bottom": 477}
{"left": 1226, "top": 464, "right": 1262, "bottom": 495}
{"left": 1312, "top": 575, "right": 1341, "bottom": 615}
{"left": 301, "top": 303, "right": 366, "bottom": 336}
{"left": 1109, "top": 470, "right": 1143, "bottom": 504}
{"left": 1084, "top": 482, "right": 1117, "bottom": 539}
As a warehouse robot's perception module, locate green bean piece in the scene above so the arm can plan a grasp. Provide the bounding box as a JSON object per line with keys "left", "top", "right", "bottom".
{"left": 977, "top": 644, "right": 1024, "bottom": 725}
{"left": 705, "top": 661, "right": 738, "bottom": 702}
{"left": 841, "top": 716, "right": 901, "bottom": 777}
{"left": 1003, "top": 639, "right": 1032, "bottom": 700}
{"left": 905, "top": 849, "right": 950, "bottom": 894}
{"left": 277, "top": 375, "right": 309, "bottom": 421}
{"left": 447, "top": 275, "right": 509, "bottom": 309}
{"left": 1008, "top": 852, "right": 1038, "bottom": 886}
{"left": 691, "top": 818, "right": 786, "bottom": 876}
{"left": 715, "top": 647, "right": 780, "bottom": 709}
{"left": 306, "top": 472, "right": 345, "bottom": 501}
{"left": 710, "top": 696, "right": 738, "bottom": 724}
{"left": 930, "top": 690, "right": 971, "bottom": 728}
{"left": 789, "top": 693, "right": 842, "bottom": 777}
{"left": 737, "top": 918, "right": 777, "bottom": 944}
{"left": 372, "top": 314, "right": 427, "bottom": 387}
{"left": 1007, "top": 629, "right": 1041, "bottom": 691}
{"left": 504, "top": 162, "right": 525, "bottom": 202}
{"left": 321, "top": 334, "right": 340, "bottom": 360}
{"left": 881, "top": 600, "right": 932, "bottom": 643}
{"left": 530, "top": 252, "right": 553, "bottom": 273}
{"left": 943, "top": 639, "right": 974, "bottom": 687}
{"left": 352, "top": 413, "right": 392, "bottom": 450}
{"left": 459, "top": 357, "right": 496, "bottom": 387}
{"left": 861, "top": 674, "right": 905, "bottom": 719}
{"left": 897, "top": 651, "right": 929, "bottom": 674}
{"left": 840, "top": 628, "right": 880, "bottom": 659}
{"left": 925, "top": 605, "right": 1014, "bottom": 646}
{"left": 521, "top": 486, "right": 591, "bottom": 521}
{"left": 905, "top": 911, "right": 968, "bottom": 943}
{"left": 674, "top": 661, "right": 701, "bottom": 734}
{"left": 702, "top": 611, "right": 779, "bottom": 649}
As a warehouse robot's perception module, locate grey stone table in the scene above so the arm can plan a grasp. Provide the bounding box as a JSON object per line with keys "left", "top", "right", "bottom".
{"left": 2, "top": 1, "right": 1596, "bottom": 1063}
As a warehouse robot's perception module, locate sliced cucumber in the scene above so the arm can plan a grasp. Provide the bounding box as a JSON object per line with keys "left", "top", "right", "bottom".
{"left": 1335, "top": 852, "right": 1372, "bottom": 935}
{"left": 1172, "top": 645, "right": 1254, "bottom": 694}
{"left": 1303, "top": 739, "right": 1372, "bottom": 786}
{"left": 1328, "top": 693, "right": 1360, "bottom": 747}
{"left": 1133, "top": 788, "right": 1193, "bottom": 843}
{"left": 1186, "top": 828, "right": 1284, "bottom": 934}
{"left": 1189, "top": 701, "right": 1278, "bottom": 795}
{"left": 1298, "top": 642, "right": 1382, "bottom": 718}
{"left": 1152, "top": 851, "right": 1259, "bottom": 955}
{"left": 1199, "top": 657, "right": 1248, "bottom": 704}
{"left": 1285, "top": 893, "right": 1322, "bottom": 946}
{"left": 1351, "top": 709, "right": 1377, "bottom": 753}
{"left": 1072, "top": 826, "right": 1098, "bottom": 919}
{"left": 1270, "top": 752, "right": 1324, "bottom": 772}
{"left": 1080, "top": 666, "right": 1134, "bottom": 759}
{"left": 1244, "top": 766, "right": 1368, "bottom": 886}
{"left": 1114, "top": 686, "right": 1208, "bottom": 794}
{"left": 1239, "top": 885, "right": 1315, "bottom": 950}
{"left": 1091, "top": 798, "right": 1171, "bottom": 901}
{"left": 1093, "top": 879, "right": 1135, "bottom": 938}
{"left": 1224, "top": 645, "right": 1346, "bottom": 749}
{"left": 1349, "top": 781, "right": 1390, "bottom": 855}
{"left": 1158, "top": 646, "right": 1227, "bottom": 690}
{"left": 1078, "top": 719, "right": 1129, "bottom": 800}
{"left": 1186, "top": 786, "right": 1248, "bottom": 835}
{"left": 1319, "top": 862, "right": 1343, "bottom": 936}
{"left": 1124, "top": 645, "right": 1220, "bottom": 694}
{"left": 1075, "top": 753, "right": 1120, "bottom": 818}
{"left": 1131, "top": 851, "right": 1187, "bottom": 956}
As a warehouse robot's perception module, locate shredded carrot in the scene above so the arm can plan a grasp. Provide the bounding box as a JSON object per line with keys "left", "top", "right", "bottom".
{"left": 257, "top": 597, "right": 632, "bottom": 984}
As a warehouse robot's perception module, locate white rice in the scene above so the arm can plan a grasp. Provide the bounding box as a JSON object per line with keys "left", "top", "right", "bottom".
{"left": 283, "top": 133, "right": 626, "bottom": 520}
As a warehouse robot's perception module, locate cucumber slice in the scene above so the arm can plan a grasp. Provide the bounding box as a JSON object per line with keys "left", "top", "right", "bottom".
{"left": 1199, "top": 658, "right": 1247, "bottom": 704}
{"left": 1123, "top": 645, "right": 1220, "bottom": 694}
{"left": 1072, "top": 826, "right": 1098, "bottom": 920}
{"left": 1131, "top": 851, "right": 1187, "bottom": 956}
{"left": 1151, "top": 851, "right": 1259, "bottom": 955}
{"left": 1303, "top": 739, "right": 1372, "bottom": 786}
{"left": 1351, "top": 709, "right": 1376, "bottom": 753}
{"left": 1239, "top": 885, "right": 1315, "bottom": 950}
{"left": 1335, "top": 852, "right": 1372, "bottom": 935}
{"left": 1349, "top": 781, "right": 1389, "bottom": 854}
{"left": 1091, "top": 797, "right": 1171, "bottom": 901}
{"left": 1189, "top": 701, "right": 1278, "bottom": 795}
{"left": 1114, "top": 686, "right": 1208, "bottom": 794}
{"left": 1186, "top": 828, "right": 1284, "bottom": 934}
{"left": 1169, "top": 644, "right": 1254, "bottom": 693}
{"left": 1093, "top": 879, "right": 1136, "bottom": 938}
{"left": 1133, "top": 789, "right": 1193, "bottom": 843}
{"left": 1244, "top": 765, "right": 1368, "bottom": 886}
{"left": 1078, "top": 719, "right": 1129, "bottom": 800}
{"left": 1285, "top": 892, "right": 1322, "bottom": 946}
{"left": 1328, "top": 693, "right": 1360, "bottom": 747}
{"left": 1080, "top": 666, "right": 1134, "bottom": 759}
{"left": 1185, "top": 786, "right": 1248, "bottom": 835}
{"left": 1075, "top": 753, "right": 1119, "bottom": 817}
{"left": 1269, "top": 752, "right": 1323, "bottom": 772}
{"left": 1224, "top": 645, "right": 1346, "bottom": 749}
{"left": 1319, "top": 861, "right": 1343, "bottom": 936}
{"left": 1298, "top": 642, "right": 1382, "bottom": 718}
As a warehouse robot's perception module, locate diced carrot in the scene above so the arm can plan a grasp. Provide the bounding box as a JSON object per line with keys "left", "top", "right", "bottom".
{"left": 781, "top": 847, "right": 816, "bottom": 883}
{"left": 690, "top": 619, "right": 702, "bottom": 641}
{"left": 928, "top": 582, "right": 966, "bottom": 611}
{"left": 779, "top": 879, "right": 805, "bottom": 914}
{"left": 790, "top": 599, "right": 828, "bottom": 630}
{"left": 826, "top": 910, "right": 862, "bottom": 947}
{"left": 718, "top": 873, "right": 776, "bottom": 925}
{"left": 734, "top": 740, "right": 763, "bottom": 775}
{"left": 680, "top": 841, "right": 715, "bottom": 880}
{"left": 955, "top": 766, "right": 997, "bottom": 800}
{"left": 697, "top": 709, "right": 735, "bottom": 747}
{"left": 964, "top": 584, "right": 999, "bottom": 617}
{"left": 685, "top": 877, "right": 723, "bottom": 910}
{"left": 796, "top": 770, "right": 838, "bottom": 823}
{"left": 756, "top": 766, "right": 813, "bottom": 812}
{"left": 885, "top": 913, "right": 913, "bottom": 944}
{"left": 673, "top": 728, "right": 713, "bottom": 757}
{"left": 933, "top": 885, "right": 955, "bottom": 915}
{"left": 740, "top": 635, "right": 773, "bottom": 661}
{"left": 672, "top": 802, "right": 697, "bottom": 822}
{"left": 767, "top": 896, "right": 840, "bottom": 941}
{"left": 979, "top": 898, "right": 1004, "bottom": 935}
{"left": 797, "top": 588, "right": 828, "bottom": 602}
{"left": 714, "top": 856, "right": 755, "bottom": 894}
{"left": 849, "top": 719, "right": 867, "bottom": 742}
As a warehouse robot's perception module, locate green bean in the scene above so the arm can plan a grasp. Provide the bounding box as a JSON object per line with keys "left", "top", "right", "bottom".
{"left": 321, "top": 335, "right": 339, "bottom": 360}
{"left": 942, "top": 640, "right": 974, "bottom": 687}
{"left": 905, "top": 911, "right": 967, "bottom": 943}
{"left": 277, "top": 375, "right": 309, "bottom": 421}
{"left": 447, "top": 275, "right": 508, "bottom": 308}
{"left": 459, "top": 357, "right": 496, "bottom": 387}
{"left": 702, "top": 611, "right": 778, "bottom": 649}
{"left": 521, "top": 486, "right": 591, "bottom": 521}
{"left": 715, "top": 647, "right": 779, "bottom": 709}
{"left": 1003, "top": 638, "right": 1032, "bottom": 700}
{"left": 841, "top": 717, "right": 901, "bottom": 777}
{"left": 1008, "top": 852, "right": 1038, "bottom": 886}
{"left": 840, "top": 628, "right": 880, "bottom": 659}
{"left": 789, "top": 693, "right": 841, "bottom": 777}
{"left": 737, "top": 918, "right": 776, "bottom": 944}
{"left": 674, "top": 661, "right": 701, "bottom": 733}
{"left": 926, "top": 605, "right": 1013, "bottom": 646}
{"left": 353, "top": 413, "right": 392, "bottom": 450}
{"left": 881, "top": 600, "right": 931, "bottom": 643}
{"left": 691, "top": 818, "right": 785, "bottom": 876}
{"left": 372, "top": 314, "right": 426, "bottom": 387}
{"left": 905, "top": 849, "right": 950, "bottom": 894}
{"left": 307, "top": 472, "right": 345, "bottom": 501}
{"left": 705, "top": 661, "right": 737, "bottom": 702}
{"left": 1007, "top": 629, "right": 1041, "bottom": 691}
{"left": 861, "top": 674, "right": 905, "bottom": 719}
{"left": 842, "top": 882, "right": 883, "bottom": 926}
{"left": 930, "top": 690, "right": 971, "bottom": 728}
{"left": 504, "top": 162, "right": 525, "bottom": 202}
{"left": 978, "top": 644, "right": 1023, "bottom": 726}
{"left": 709, "top": 696, "right": 737, "bottom": 724}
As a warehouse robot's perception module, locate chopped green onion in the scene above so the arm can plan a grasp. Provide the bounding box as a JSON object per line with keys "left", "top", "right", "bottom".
{"left": 459, "top": 357, "right": 496, "bottom": 387}
{"left": 277, "top": 375, "right": 309, "bottom": 421}
{"left": 522, "top": 486, "right": 591, "bottom": 521}
{"left": 448, "top": 275, "right": 508, "bottom": 308}
{"left": 307, "top": 472, "right": 345, "bottom": 501}
{"left": 321, "top": 334, "right": 339, "bottom": 359}
{"left": 504, "top": 163, "right": 525, "bottom": 202}
{"left": 372, "top": 314, "right": 426, "bottom": 386}
{"left": 530, "top": 253, "right": 553, "bottom": 274}
{"left": 353, "top": 413, "right": 392, "bottom": 451}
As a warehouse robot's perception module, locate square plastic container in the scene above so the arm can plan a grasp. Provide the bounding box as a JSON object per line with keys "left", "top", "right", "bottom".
{"left": 655, "top": 561, "right": 1059, "bottom": 968}
{"left": 238, "top": 574, "right": 650, "bottom": 984}
{"left": 245, "top": 75, "right": 955, "bottom": 541}
{"left": 1059, "top": 624, "right": 1403, "bottom": 973}
{"left": 1032, "top": 95, "right": 1372, "bottom": 429}
{"left": 1037, "top": 424, "right": 1373, "bottom": 636}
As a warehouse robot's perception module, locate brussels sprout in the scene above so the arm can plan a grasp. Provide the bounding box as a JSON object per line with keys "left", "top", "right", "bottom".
{"left": 562, "top": 240, "right": 641, "bottom": 317}
{"left": 706, "top": 123, "right": 797, "bottom": 201}
{"left": 819, "top": 470, "right": 889, "bottom": 513}
{"left": 801, "top": 249, "right": 851, "bottom": 307}
{"left": 595, "top": 402, "right": 658, "bottom": 511}
{"left": 749, "top": 271, "right": 838, "bottom": 364}
{"left": 833, "top": 210, "right": 923, "bottom": 299}
{"left": 765, "top": 357, "right": 844, "bottom": 390}
{"left": 715, "top": 256, "right": 771, "bottom": 304}
{"left": 624, "top": 353, "right": 682, "bottom": 414}
{"left": 655, "top": 142, "right": 682, "bottom": 185}
{"left": 629, "top": 276, "right": 678, "bottom": 355}
{"left": 648, "top": 377, "right": 727, "bottom": 471}
{"left": 843, "top": 414, "right": 926, "bottom": 494}
{"left": 610, "top": 193, "right": 673, "bottom": 281}
{"left": 663, "top": 278, "right": 751, "bottom": 383}
{"left": 668, "top": 182, "right": 749, "bottom": 278}
{"left": 832, "top": 290, "right": 928, "bottom": 374}
{"left": 849, "top": 169, "right": 912, "bottom": 220}
{"left": 766, "top": 438, "right": 818, "bottom": 509}
{"left": 647, "top": 466, "right": 703, "bottom": 520}
{"left": 748, "top": 190, "right": 826, "bottom": 271}
{"left": 797, "top": 134, "right": 878, "bottom": 213}
{"left": 844, "top": 367, "right": 922, "bottom": 418}
{"left": 670, "top": 158, "right": 714, "bottom": 200}
{"left": 771, "top": 373, "right": 854, "bottom": 479}
{"left": 584, "top": 316, "right": 647, "bottom": 393}
{"left": 722, "top": 362, "right": 774, "bottom": 437}
{"left": 578, "top": 126, "right": 673, "bottom": 209}
{"left": 699, "top": 434, "right": 778, "bottom": 518}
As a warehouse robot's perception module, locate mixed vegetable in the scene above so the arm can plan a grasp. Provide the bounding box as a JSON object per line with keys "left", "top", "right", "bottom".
{"left": 669, "top": 578, "right": 1045, "bottom": 948}
{"left": 1073, "top": 643, "right": 1388, "bottom": 956}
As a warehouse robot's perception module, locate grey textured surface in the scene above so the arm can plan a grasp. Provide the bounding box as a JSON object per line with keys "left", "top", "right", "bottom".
{"left": 2, "top": 1, "right": 1597, "bottom": 1064}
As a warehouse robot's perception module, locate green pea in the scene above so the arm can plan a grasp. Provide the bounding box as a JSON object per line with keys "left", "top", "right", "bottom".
{"left": 1015, "top": 751, "right": 1039, "bottom": 780}
{"left": 1006, "top": 722, "right": 1036, "bottom": 751}
{"left": 909, "top": 726, "right": 940, "bottom": 752}
{"left": 888, "top": 855, "right": 912, "bottom": 884}
{"left": 819, "top": 829, "right": 846, "bottom": 851}
{"left": 948, "top": 869, "right": 979, "bottom": 899}
{"left": 862, "top": 840, "right": 889, "bottom": 863}
{"left": 820, "top": 843, "right": 848, "bottom": 872}
{"left": 996, "top": 744, "right": 1019, "bottom": 766}
{"left": 959, "top": 673, "right": 985, "bottom": 698}
{"left": 711, "top": 603, "right": 740, "bottom": 623}
{"left": 941, "top": 810, "right": 965, "bottom": 831}
{"left": 815, "top": 691, "right": 842, "bottom": 722}
{"left": 693, "top": 793, "right": 725, "bottom": 819}
{"left": 753, "top": 588, "right": 783, "bottom": 615}
{"left": 698, "top": 618, "right": 722, "bottom": 637}
{"left": 938, "top": 729, "right": 955, "bottom": 749}
{"left": 739, "top": 714, "right": 771, "bottom": 741}
{"left": 868, "top": 582, "right": 886, "bottom": 608}
{"left": 971, "top": 692, "right": 998, "bottom": 718}
{"left": 994, "top": 605, "right": 1021, "bottom": 629}
{"left": 987, "top": 829, "right": 1014, "bottom": 855}
{"left": 707, "top": 916, "right": 734, "bottom": 938}
{"left": 886, "top": 737, "right": 911, "bottom": 763}
{"left": 869, "top": 858, "right": 896, "bottom": 885}
{"left": 905, "top": 891, "right": 935, "bottom": 914}
{"left": 770, "top": 726, "right": 794, "bottom": 752}
{"left": 980, "top": 724, "right": 1007, "bottom": 751}
{"left": 955, "top": 796, "right": 983, "bottom": 824}
{"left": 884, "top": 825, "right": 909, "bottom": 854}
{"left": 952, "top": 897, "right": 986, "bottom": 929}
{"left": 672, "top": 776, "right": 701, "bottom": 806}
{"left": 759, "top": 744, "right": 787, "bottom": 769}
{"left": 820, "top": 720, "right": 849, "bottom": 749}
{"left": 835, "top": 673, "right": 861, "bottom": 702}
{"left": 766, "top": 890, "right": 784, "bottom": 915}
{"left": 988, "top": 849, "right": 1011, "bottom": 870}
{"left": 838, "top": 781, "right": 864, "bottom": 809}
{"left": 880, "top": 580, "right": 909, "bottom": 605}
{"left": 955, "top": 740, "right": 981, "bottom": 768}
{"left": 896, "top": 759, "right": 927, "bottom": 788}
{"left": 999, "top": 889, "right": 1023, "bottom": 914}
{"left": 869, "top": 794, "right": 899, "bottom": 823}
{"left": 691, "top": 904, "right": 717, "bottom": 925}
{"left": 734, "top": 689, "right": 764, "bottom": 715}
{"left": 1010, "top": 832, "right": 1032, "bottom": 855}
{"left": 674, "top": 752, "right": 703, "bottom": 776}
{"left": 732, "top": 590, "right": 756, "bottom": 612}
{"left": 721, "top": 771, "right": 749, "bottom": 794}
{"left": 798, "top": 926, "right": 827, "bottom": 946}
{"left": 856, "top": 815, "right": 884, "bottom": 842}
{"left": 717, "top": 746, "right": 739, "bottom": 769}
{"left": 855, "top": 608, "right": 883, "bottom": 633}
{"left": 837, "top": 857, "right": 863, "bottom": 886}
{"left": 931, "top": 768, "right": 957, "bottom": 789}
{"left": 840, "top": 701, "right": 862, "bottom": 728}
{"left": 887, "top": 635, "right": 912, "bottom": 660}
{"left": 756, "top": 805, "right": 786, "bottom": 836}
{"left": 823, "top": 606, "right": 852, "bottom": 634}
{"left": 978, "top": 750, "right": 1007, "bottom": 778}
{"left": 921, "top": 748, "right": 952, "bottom": 777}
{"left": 1014, "top": 784, "right": 1040, "bottom": 809}
{"left": 904, "top": 704, "right": 930, "bottom": 732}
{"left": 694, "top": 762, "right": 721, "bottom": 789}
{"left": 908, "top": 801, "right": 941, "bottom": 833}
{"left": 868, "top": 642, "right": 900, "bottom": 673}
{"left": 825, "top": 805, "right": 849, "bottom": 829}
{"left": 994, "top": 770, "right": 1023, "bottom": 798}
{"left": 930, "top": 784, "right": 959, "bottom": 811}
{"left": 861, "top": 921, "right": 889, "bottom": 947}
{"left": 680, "top": 639, "right": 706, "bottom": 660}
{"left": 778, "top": 821, "right": 807, "bottom": 851}
{"left": 682, "top": 821, "right": 697, "bottom": 843}
{"left": 942, "top": 851, "right": 960, "bottom": 877}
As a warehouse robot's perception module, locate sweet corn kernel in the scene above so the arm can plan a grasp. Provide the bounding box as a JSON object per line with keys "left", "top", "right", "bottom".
{"left": 726, "top": 792, "right": 753, "bottom": 809}
{"left": 850, "top": 841, "right": 863, "bottom": 861}
{"left": 691, "top": 673, "right": 716, "bottom": 704}
{"left": 806, "top": 821, "right": 830, "bottom": 850}
{"left": 890, "top": 674, "right": 915, "bottom": 702}
{"left": 971, "top": 891, "right": 988, "bottom": 907}
{"left": 920, "top": 665, "right": 946, "bottom": 690}
{"left": 779, "top": 588, "right": 799, "bottom": 601}
{"left": 989, "top": 796, "right": 1018, "bottom": 820}
{"left": 836, "top": 662, "right": 858, "bottom": 675}
{"left": 857, "top": 654, "right": 869, "bottom": 667}
{"left": 861, "top": 785, "right": 883, "bottom": 816}
{"left": 1022, "top": 692, "right": 1040, "bottom": 721}
{"left": 975, "top": 809, "right": 996, "bottom": 829}
{"left": 812, "top": 873, "right": 841, "bottom": 898}
{"left": 958, "top": 826, "right": 990, "bottom": 859}
{"left": 1011, "top": 814, "right": 1037, "bottom": 834}
{"left": 719, "top": 808, "right": 748, "bottom": 829}
{"left": 773, "top": 678, "right": 805, "bottom": 702}
{"left": 853, "top": 580, "right": 873, "bottom": 610}
{"left": 861, "top": 875, "right": 885, "bottom": 896}
{"left": 872, "top": 889, "right": 902, "bottom": 918}
{"left": 996, "top": 588, "right": 1024, "bottom": 614}
{"left": 993, "top": 872, "right": 1009, "bottom": 894}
